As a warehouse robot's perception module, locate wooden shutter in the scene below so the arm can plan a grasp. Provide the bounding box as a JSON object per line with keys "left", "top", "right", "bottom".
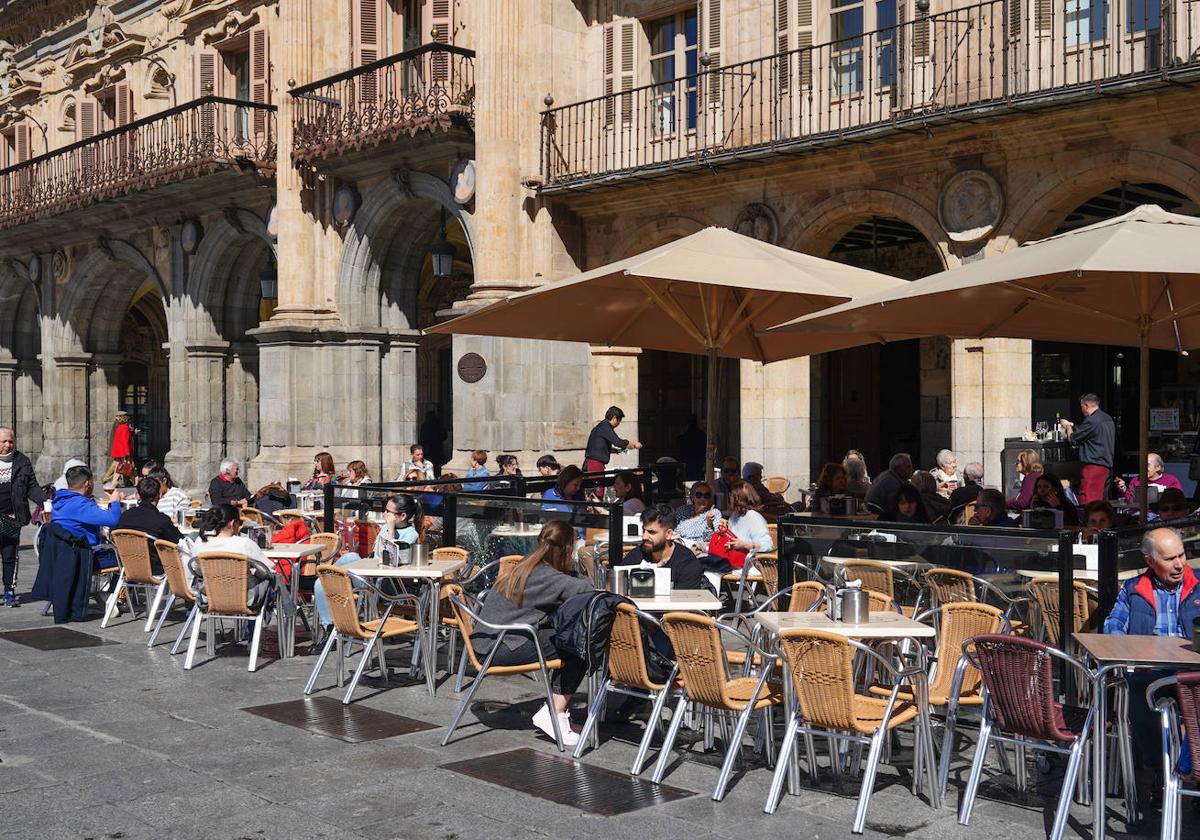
{"left": 78, "top": 98, "right": 97, "bottom": 175}
{"left": 250, "top": 27, "right": 270, "bottom": 136}
{"left": 1010, "top": 0, "right": 1023, "bottom": 38}
{"left": 354, "top": 0, "right": 381, "bottom": 105}
{"left": 914, "top": 3, "right": 930, "bottom": 58}
{"left": 704, "top": 0, "right": 722, "bottom": 102}
{"left": 193, "top": 52, "right": 218, "bottom": 141}
{"left": 602, "top": 20, "right": 635, "bottom": 127}
{"left": 428, "top": 0, "right": 454, "bottom": 81}
{"left": 1034, "top": 0, "right": 1053, "bottom": 32}
{"left": 14, "top": 124, "right": 29, "bottom": 163}
{"left": 777, "top": 0, "right": 813, "bottom": 91}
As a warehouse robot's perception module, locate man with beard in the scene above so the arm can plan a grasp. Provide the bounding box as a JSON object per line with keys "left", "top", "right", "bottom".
{"left": 614, "top": 504, "right": 706, "bottom": 590}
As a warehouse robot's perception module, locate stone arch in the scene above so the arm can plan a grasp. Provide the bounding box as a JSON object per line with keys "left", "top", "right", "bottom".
{"left": 186, "top": 213, "right": 274, "bottom": 343}
{"left": 780, "top": 189, "right": 952, "bottom": 270}
{"left": 336, "top": 172, "right": 475, "bottom": 331}
{"left": 0, "top": 260, "right": 43, "bottom": 454}
{"left": 1002, "top": 148, "right": 1200, "bottom": 246}
{"left": 603, "top": 214, "right": 710, "bottom": 264}
{"left": 55, "top": 240, "right": 164, "bottom": 355}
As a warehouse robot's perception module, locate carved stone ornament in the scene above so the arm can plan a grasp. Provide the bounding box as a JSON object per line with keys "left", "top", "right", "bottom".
{"left": 938, "top": 170, "right": 1005, "bottom": 244}
{"left": 202, "top": 10, "right": 260, "bottom": 45}
{"left": 457, "top": 352, "right": 487, "bottom": 384}
{"left": 451, "top": 159, "right": 476, "bottom": 204}
{"left": 734, "top": 202, "right": 779, "bottom": 245}
{"left": 52, "top": 250, "right": 68, "bottom": 282}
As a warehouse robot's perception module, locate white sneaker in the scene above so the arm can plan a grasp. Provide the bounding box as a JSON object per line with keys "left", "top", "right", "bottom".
{"left": 532, "top": 703, "right": 579, "bottom": 747}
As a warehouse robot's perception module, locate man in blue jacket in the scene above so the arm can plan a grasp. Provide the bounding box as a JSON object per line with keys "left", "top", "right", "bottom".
{"left": 1103, "top": 526, "right": 1199, "bottom": 803}
{"left": 52, "top": 465, "right": 121, "bottom": 570}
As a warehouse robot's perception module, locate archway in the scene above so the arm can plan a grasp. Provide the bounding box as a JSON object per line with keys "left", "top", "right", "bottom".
{"left": 819, "top": 216, "right": 947, "bottom": 473}
{"left": 337, "top": 174, "right": 476, "bottom": 478}
{"left": 1032, "top": 182, "right": 1200, "bottom": 488}
{"left": 0, "top": 261, "right": 41, "bottom": 457}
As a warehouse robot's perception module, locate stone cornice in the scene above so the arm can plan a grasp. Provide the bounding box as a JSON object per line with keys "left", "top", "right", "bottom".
{"left": 0, "top": 0, "right": 94, "bottom": 51}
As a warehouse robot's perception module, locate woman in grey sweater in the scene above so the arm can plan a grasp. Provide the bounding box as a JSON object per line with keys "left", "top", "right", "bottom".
{"left": 473, "top": 520, "right": 593, "bottom": 746}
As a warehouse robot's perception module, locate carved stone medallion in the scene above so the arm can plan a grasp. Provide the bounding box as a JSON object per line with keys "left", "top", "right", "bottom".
{"left": 733, "top": 202, "right": 778, "bottom": 244}
{"left": 939, "top": 170, "right": 1004, "bottom": 243}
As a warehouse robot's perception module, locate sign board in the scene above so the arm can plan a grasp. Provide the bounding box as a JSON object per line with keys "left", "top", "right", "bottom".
{"left": 1151, "top": 407, "right": 1180, "bottom": 432}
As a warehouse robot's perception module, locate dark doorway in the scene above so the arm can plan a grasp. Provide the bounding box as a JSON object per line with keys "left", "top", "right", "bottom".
{"left": 638, "top": 350, "right": 738, "bottom": 475}
{"left": 119, "top": 295, "right": 169, "bottom": 464}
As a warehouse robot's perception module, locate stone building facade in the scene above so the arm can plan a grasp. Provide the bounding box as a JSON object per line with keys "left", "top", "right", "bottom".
{"left": 0, "top": 0, "right": 1197, "bottom": 492}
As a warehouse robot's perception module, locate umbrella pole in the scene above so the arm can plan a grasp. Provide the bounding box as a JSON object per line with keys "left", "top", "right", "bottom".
{"left": 1139, "top": 328, "right": 1150, "bottom": 520}
{"left": 705, "top": 347, "right": 719, "bottom": 484}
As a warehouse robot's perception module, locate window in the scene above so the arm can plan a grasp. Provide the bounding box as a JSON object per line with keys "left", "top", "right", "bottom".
{"left": 646, "top": 9, "right": 698, "bottom": 136}
{"left": 228, "top": 49, "right": 251, "bottom": 142}
{"left": 875, "top": 0, "right": 897, "bottom": 89}
{"left": 831, "top": 0, "right": 865, "bottom": 96}
{"left": 0, "top": 130, "right": 15, "bottom": 169}
{"left": 1065, "top": 0, "right": 1108, "bottom": 45}
{"left": 1126, "top": 0, "right": 1160, "bottom": 33}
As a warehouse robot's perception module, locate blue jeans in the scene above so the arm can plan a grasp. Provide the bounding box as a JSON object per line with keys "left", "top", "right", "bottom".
{"left": 312, "top": 553, "right": 364, "bottom": 627}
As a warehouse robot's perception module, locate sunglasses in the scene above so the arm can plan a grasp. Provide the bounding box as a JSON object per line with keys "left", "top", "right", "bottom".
{"left": 693, "top": 491, "right": 712, "bottom": 498}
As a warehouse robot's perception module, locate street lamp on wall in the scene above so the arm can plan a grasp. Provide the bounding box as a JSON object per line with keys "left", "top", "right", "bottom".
{"left": 430, "top": 210, "right": 456, "bottom": 279}
{"left": 258, "top": 267, "right": 278, "bottom": 300}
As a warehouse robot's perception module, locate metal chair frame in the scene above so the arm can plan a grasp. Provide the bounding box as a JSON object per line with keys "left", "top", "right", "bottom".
{"left": 102, "top": 530, "right": 166, "bottom": 631}
{"left": 147, "top": 539, "right": 199, "bottom": 652}
{"left": 303, "top": 570, "right": 425, "bottom": 704}
{"left": 441, "top": 592, "right": 569, "bottom": 752}
{"left": 184, "top": 552, "right": 272, "bottom": 673}
{"left": 1147, "top": 675, "right": 1200, "bottom": 840}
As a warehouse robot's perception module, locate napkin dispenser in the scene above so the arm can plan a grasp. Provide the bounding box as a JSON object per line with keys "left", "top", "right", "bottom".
{"left": 627, "top": 567, "right": 656, "bottom": 599}
{"left": 827, "top": 495, "right": 850, "bottom": 516}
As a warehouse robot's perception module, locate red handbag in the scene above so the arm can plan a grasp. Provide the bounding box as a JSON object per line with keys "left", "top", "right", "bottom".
{"left": 707, "top": 525, "right": 749, "bottom": 569}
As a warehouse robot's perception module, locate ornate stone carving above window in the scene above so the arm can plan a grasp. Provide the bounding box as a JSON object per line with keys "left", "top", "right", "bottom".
{"left": 201, "top": 10, "right": 261, "bottom": 46}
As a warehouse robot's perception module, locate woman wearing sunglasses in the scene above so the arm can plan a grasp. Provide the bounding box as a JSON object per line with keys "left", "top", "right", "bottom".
{"left": 674, "top": 481, "right": 723, "bottom": 542}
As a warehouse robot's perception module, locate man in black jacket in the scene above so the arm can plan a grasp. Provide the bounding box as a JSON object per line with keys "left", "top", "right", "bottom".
{"left": 615, "top": 504, "right": 707, "bottom": 590}
{"left": 582, "top": 406, "right": 642, "bottom": 473}
{"left": 117, "top": 477, "right": 183, "bottom": 573}
{"left": 0, "top": 427, "right": 46, "bottom": 607}
{"left": 208, "top": 458, "right": 251, "bottom": 508}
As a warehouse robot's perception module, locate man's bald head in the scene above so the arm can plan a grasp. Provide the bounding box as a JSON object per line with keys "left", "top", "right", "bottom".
{"left": 0, "top": 427, "right": 13, "bottom": 456}
{"left": 1141, "top": 527, "right": 1188, "bottom": 588}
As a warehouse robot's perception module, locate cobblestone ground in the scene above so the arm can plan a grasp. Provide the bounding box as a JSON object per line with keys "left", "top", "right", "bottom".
{"left": 0, "top": 529, "right": 1162, "bottom": 840}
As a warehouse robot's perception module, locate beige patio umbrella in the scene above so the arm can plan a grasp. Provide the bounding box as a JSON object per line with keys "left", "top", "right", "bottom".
{"left": 427, "top": 226, "right": 905, "bottom": 477}
{"left": 764, "top": 204, "right": 1200, "bottom": 516}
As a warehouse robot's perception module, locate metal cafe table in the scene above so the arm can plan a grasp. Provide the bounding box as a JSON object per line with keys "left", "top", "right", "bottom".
{"left": 628, "top": 590, "right": 723, "bottom": 613}
{"left": 342, "top": 555, "right": 467, "bottom": 695}
{"left": 263, "top": 542, "right": 325, "bottom": 659}
{"left": 1073, "top": 632, "right": 1200, "bottom": 834}
{"left": 753, "top": 609, "right": 939, "bottom": 804}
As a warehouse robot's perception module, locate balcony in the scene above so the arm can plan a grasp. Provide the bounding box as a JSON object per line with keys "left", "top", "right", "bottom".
{"left": 290, "top": 44, "right": 475, "bottom": 167}
{"left": 0, "top": 96, "right": 276, "bottom": 233}
{"left": 541, "top": 0, "right": 1200, "bottom": 192}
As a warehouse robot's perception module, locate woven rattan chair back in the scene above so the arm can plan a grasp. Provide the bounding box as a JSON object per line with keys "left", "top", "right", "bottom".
{"left": 660, "top": 612, "right": 735, "bottom": 710}
{"left": 867, "top": 590, "right": 895, "bottom": 612}
{"left": 932, "top": 603, "right": 1003, "bottom": 699}
{"left": 607, "top": 603, "right": 665, "bottom": 690}
{"left": 195, "top": 553, "right": 255, "bottom": 617}
{"left": 111, "top": 529, "right": 157, "bottom": 584}
{"left": 240, "top": 508, "right": 265, "bottom": 526}
{"left": 302, "top": 532, "right": 341, "bottom": 575}
{"left": 1027, "top": 578, "right": 1090, "bottom": 645}
{"left": 498, "top": 554, "right": 523, "bottom": 574}
{"left": 788, "top": 580, "right": 826, "bottom": 612}
{"left": 273, "top": 509, "right": 305, "bottom": 525}
{"left": 155, "top": 540, "right": 194, "bottom": 604}
{"left": 443, "top": 583, "right": 483, "bottom": 670}
{"left": 778, "top": 628, "right": 857, "bottom": 731}
{"left": 1177, "top": 671, "right": 1200, "bottom": 783}
{"left": 925, "top": 568, "right": 977, "bottom": 606}
{"left": 754, "top": 554, "right": 779, "bottom": 596}
{"left": 766, "top": 476, "right": 790, "bottom": 495}
{"left": 972, "top": 633, "right": 1076, "bottom": 742}
{"left": 316, "top": 564, "right": 365, "bottom": 638}
{"left": 433, "top": 547, "right": 469, "bottom": 565}
{"left": 842, "top": 559, "right": 895, "bottom": 599}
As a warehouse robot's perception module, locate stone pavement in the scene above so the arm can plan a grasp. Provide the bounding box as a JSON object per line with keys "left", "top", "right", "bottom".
{"left": 0, "top": 535, "right": 1161, "bottom": 840}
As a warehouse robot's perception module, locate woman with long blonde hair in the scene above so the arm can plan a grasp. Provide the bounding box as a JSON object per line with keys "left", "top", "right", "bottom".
{"left": 472, "top": 520, "right": 592, "bottom": 747}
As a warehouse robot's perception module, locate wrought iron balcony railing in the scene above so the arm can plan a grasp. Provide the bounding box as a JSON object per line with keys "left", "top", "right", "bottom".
{"left": 290, "top": 43, "right": 475, "bottom": 163}
{"left": 0, "top": 96, "right": 276, "bottom": 230}
{"left": 542, "top": 0, "right": 1200, "bottom": 190}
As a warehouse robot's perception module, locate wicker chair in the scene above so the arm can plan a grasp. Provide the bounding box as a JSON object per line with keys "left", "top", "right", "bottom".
{"left": 766, "top": 476, "right": 790, "bottom": 495}
{"left": 958, "top": 634, "right": 1107, "bottom": 840}
{"left": 1147, "top": 672, "right": 1200, "bottom": 840}
{"left": 868, "top": 602, "right": 1005, "bottom": 795}
{"left": 651, "top": 612, "right": 782, "bottom": 800}
{"left": 573, "top": 603, "right": 682, "bottom": 773}
{"left": 440, "top": 586, "right": 571, "bottom": 751}
{"left": 239, "top": 508, "right": 266, "bottom": 526}
{"left": 924, "top": 567, "right": 1029, "bottom": 635}
{"left": 430, "top": 547, "right": 472, "bottom": 672}
{"left": 304, "top": 564, "right": 424, "bottom": 704}
{"left": 788, "top": 580, "right": 827, "bottom": 612}
{"left": 147, "top": 540, "right": 198, "bottom": 652}
{"left": 293, "top": 532, "right": 341, "bottom": 633}
{"left": 184, "top": 552, "right": 271, "bottom": 672}
{"left": 764, "top": 629, "right": 940, "bottom": 832}
{"left": 1025, "top": 577, "right": 1096, "bottom": 646}
{"left": 102, "top": 530, "right": 166, "bottom": 631}
{"left": 840, "top": 559, "right": 922, "bottom": 616}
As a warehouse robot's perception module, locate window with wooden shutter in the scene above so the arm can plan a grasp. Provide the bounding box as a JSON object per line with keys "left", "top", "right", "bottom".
{"left": 618, "top": 20, "right": 635, "bottom": 124}
{"left": 195, "top": 51, "right": 219, "bottom": 98}
{"left": 78, "top": 99, "right": 98, "bottom": 175}
{"left": 704, "top": 0, "right": 721, "bottom": 102}
{"left": 1010, "top": 0, "right": 1023, "bottom": 38}
{"left": 1034, "top": 0, "right": 1053, "bottom": 32}
{"left": 913, "top": 4, "right": 930, "bottom": 57}
{"left": 115, "top": 82, "right": 132, "bottom": 126}
{"left": 250, "top": 27, "right": 270, "bottom": 137}
{"left": 15, "top": 124, "right": 29, "bottom": 163}
{"left": 354, "top": 0, "right": 381, "bottom": 105}
{"left": 777, "top": 0, "right": 814, "bottom": 92}
{"left": 602, "top": 20, "right": 636, "bottom": 127}
{"left": 428, "top": 0, "right": 454, "bottom": 81}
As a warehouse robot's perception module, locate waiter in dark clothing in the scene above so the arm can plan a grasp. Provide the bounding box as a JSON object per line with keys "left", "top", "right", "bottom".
{"left": 614, "top": 505, "right": 707, "bottom": 590}
{"left": 116, "top": 477, "right": 184, "bottom": 574}
{"left": 0, "top": 427, "right": 45, "bottom": 607}
{"left": 583, "top": 406, "right": 642, "bottom": 473}
{"left": 1060, "top": 392, "right": 1116, "bottom": 505}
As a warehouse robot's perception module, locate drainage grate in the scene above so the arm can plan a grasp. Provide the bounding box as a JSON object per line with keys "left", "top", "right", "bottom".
{"left": 0, "top": 627, "right": 119, "bottom": 650}
{"left": 241, "top": 696, "right": 436, "bottom": 743}
{"left": 441, "top": 747, "right": 695, "bottom": 816}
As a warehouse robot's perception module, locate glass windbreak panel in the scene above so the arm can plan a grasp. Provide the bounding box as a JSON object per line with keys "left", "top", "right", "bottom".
{"left": 779, "top": 517, "right": 1065, "bottom": 632}
{"left": 1113, "top": 517, "right": 1200, "bottom": 575}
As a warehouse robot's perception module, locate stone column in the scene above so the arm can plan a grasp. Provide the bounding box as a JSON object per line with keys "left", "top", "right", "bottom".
{"left": 14, "top": 360, "right": 42, "bottom": 458}
{"left": 90, "top": 354, "right": 122, "bottom": 477}
{"left": 381, "top": 334, "right": 418, "bottom": 479}
{"left": 182, "top": 344, "right": 229, "bottom": 491}
{"left": 741, "top": 358, "right": 812, "bottom": 491}
{"left": 164, "top": 223, "right": 194, "bottom": 484}
{"left": 920, "top": 337, "right": 952, "bottom": 466}
{"left": 41, "top": 355, "right": 92, "bottom": 476}
{"left": 590, "top": 347, "right": 640, "bottom": 470}
{"left": 0, "top": 360, "right": 15, "bottom": 431}
{"left": 226, "top": 341, "right": 260, "bottom": 478}
{"left": 951, "top": 338, "right": 1032, "bottom": 487}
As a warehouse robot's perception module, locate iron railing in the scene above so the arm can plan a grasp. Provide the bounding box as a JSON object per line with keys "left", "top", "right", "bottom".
{"left": 0, "top": 96, "right": 276, "bottom": 229}
{"left": 290, "top": 44, "right": 475, "bottom": 163}
{"left": 542, "top": 0, "right": 1200, "bottom": 189}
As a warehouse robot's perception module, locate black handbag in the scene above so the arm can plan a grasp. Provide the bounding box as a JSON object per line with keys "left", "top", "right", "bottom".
{"left": 0, "top": 514, "right": 19, "bottom": 541}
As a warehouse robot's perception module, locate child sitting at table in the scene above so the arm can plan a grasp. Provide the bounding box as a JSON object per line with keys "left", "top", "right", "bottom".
{"left": 310, "top": 494, "right": 423, "bottom": 642}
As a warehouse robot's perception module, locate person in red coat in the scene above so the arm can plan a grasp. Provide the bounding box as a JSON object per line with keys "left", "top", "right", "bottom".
{"left": 103, "top": 410, "right": 138, "bottom": 485}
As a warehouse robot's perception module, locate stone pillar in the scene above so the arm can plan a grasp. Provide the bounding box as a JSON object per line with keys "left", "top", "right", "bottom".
{"left": 951, "top": 338, "right": 1032, "bottom": 487}
{"left": 0, "top": 360, "right": 15, "bottom": 431}
{"left": 90, "top": 354, "right": 122, "bottom": 477}
{"left": 182, "top": 344, "right": 229, "bottom": 491}
{"left": 381, "top": 335, "right": 418, "bottom": 478}
{"left": 14, "top": 360, "right": 42, "bottom": 459}
{"left": 590, "top": 347, "right": 640, "bottom": 470}
{"left": 41, "top": 355, "right": 92, "bottom": 476}
{"left": 164, "top": 224, "right": 195, "bottom": 484}
{"left": 741, "top": 358, "right": 811, "bottom": 492}
{"left": 920, "top": 337, "right": 952, "bottom": 466}
{"left": 226, "top": 342, "right": 260, "bottom": 477}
